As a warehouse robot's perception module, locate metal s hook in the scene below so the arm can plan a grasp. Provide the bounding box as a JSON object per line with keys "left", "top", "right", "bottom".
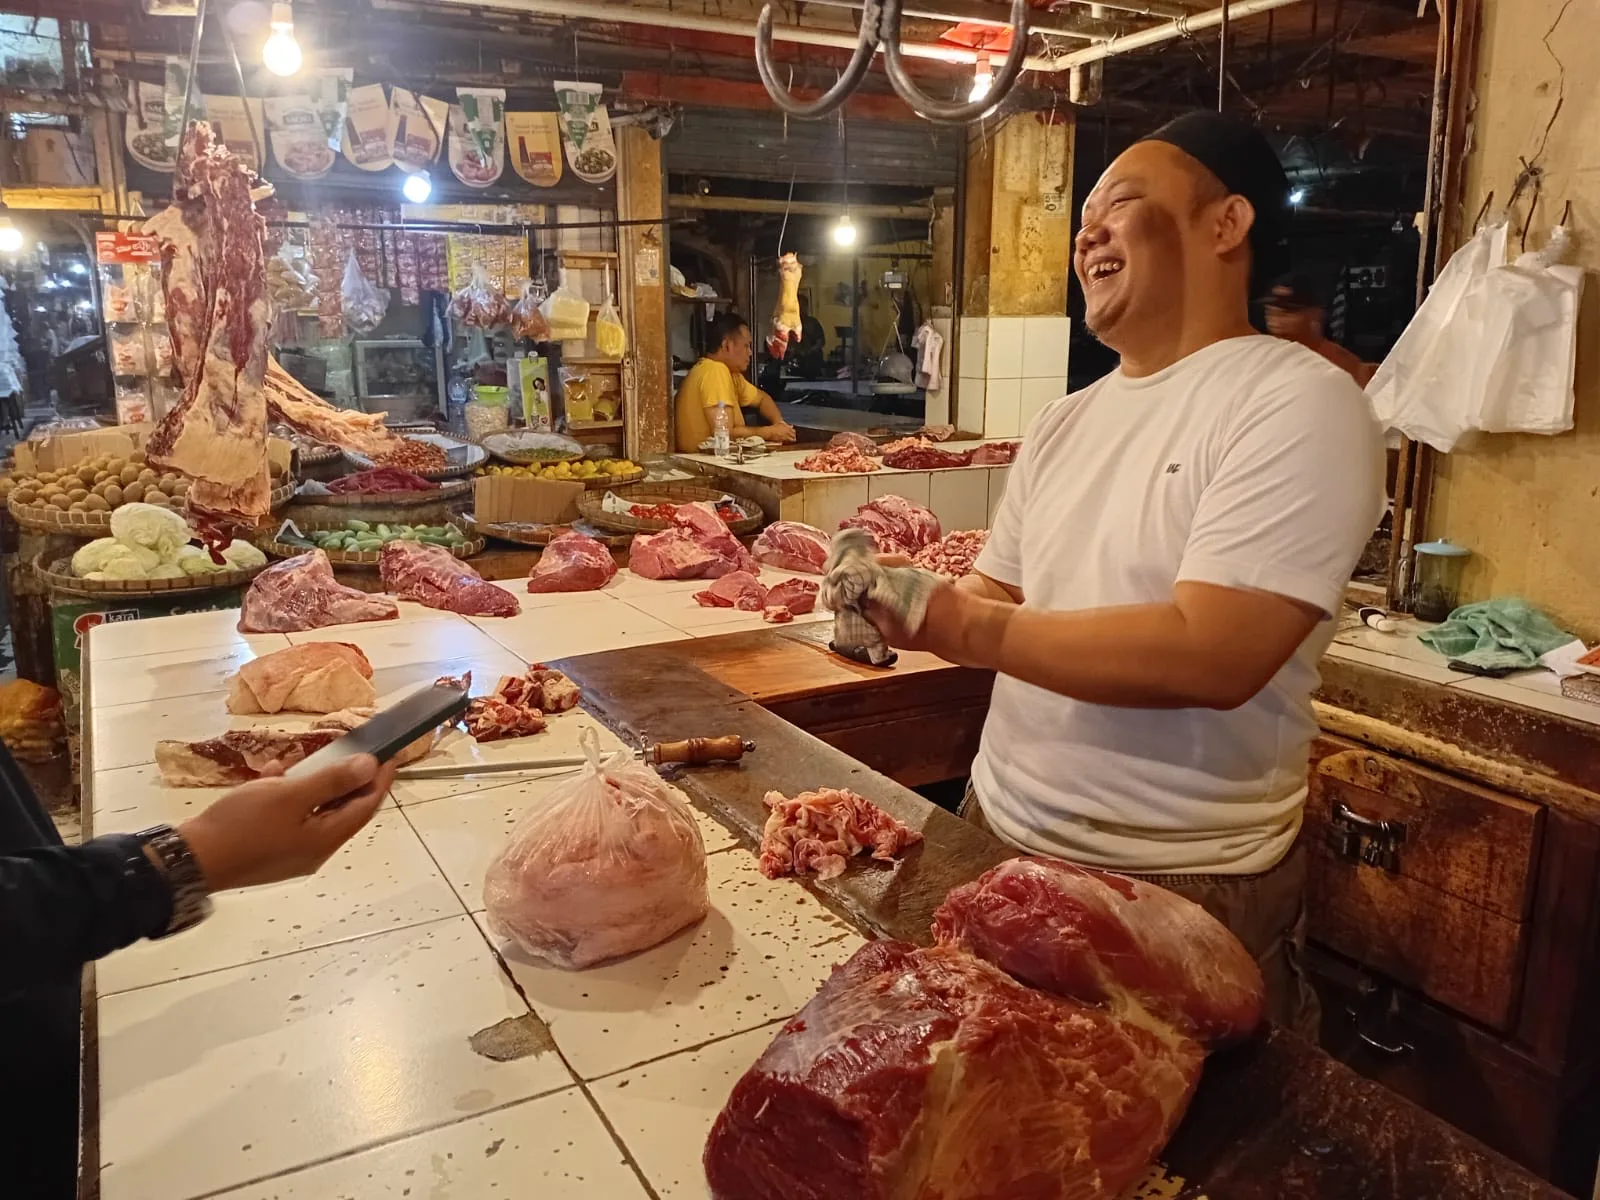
{"left": 881, "top": 0, "right": 1030, "bottom": 124}
{"left": 754, "top": 0, "right": 884, "bottom": 119}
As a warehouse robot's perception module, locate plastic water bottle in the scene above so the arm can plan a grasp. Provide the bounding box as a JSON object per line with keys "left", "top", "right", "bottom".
{"left": 712, "top": 402, "right": 732, "bottom": 458}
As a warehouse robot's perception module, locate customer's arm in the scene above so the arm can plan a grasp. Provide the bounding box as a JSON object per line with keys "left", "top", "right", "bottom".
{"left": 0, "top": 754, "right": 394, "bottom": 992}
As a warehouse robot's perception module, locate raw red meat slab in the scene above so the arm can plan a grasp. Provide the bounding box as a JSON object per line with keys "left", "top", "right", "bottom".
{"left": 528, "top": 531, "right": 617, "bottom": 593}
{"left": 630, "top": 501, "right": 757, "bottom": 580}
{"left": 694, "top": 571, "right": 767, "bottom": 611}
{"left": 763, "top": 577, "right": 817, "bottom": 615}
{"left": 933, "top": 857, "right": 1265, "bottom": 1048}
{"left": 379, "top": 541, "right": 520, "bottom": 617}
{"left": 238, "top": 550, "right": 399, "bottom": 632}
{"left": 751, "top": 521, "right": 830, "bottom": 574}
{"left": 704, "top": 941, "right": 1203, "bottom": 1200}
{"left": 838, "top": 495, "right": 941, "bottom": 557}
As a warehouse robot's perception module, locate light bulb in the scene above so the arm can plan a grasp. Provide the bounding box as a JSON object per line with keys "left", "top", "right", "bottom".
{"left": 0, "top": 222, "right": 22, "bottom": 254}
{"left": 969, "top": 57, "right": 994, "bottom": 103}
{"left": 832, "top": 213, "right": 857, "bottom": 248}
{"left": 1289, "top": 187, "right": 1307, "bottom": 207}
{"left": 402, "top": 170, "right": 432, "bottom": 204}
{"left": 262, "top": 3, "right": 302, "bottom": 76}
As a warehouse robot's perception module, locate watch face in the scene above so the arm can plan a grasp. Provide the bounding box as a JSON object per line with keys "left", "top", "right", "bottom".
{"left": 139, "top": 825, "right": 213, "bottom": 937}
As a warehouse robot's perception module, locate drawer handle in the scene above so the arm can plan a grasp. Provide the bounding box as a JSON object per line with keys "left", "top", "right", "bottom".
{"left": 1328, "top": 801, "right": 1406, "bottom": 872}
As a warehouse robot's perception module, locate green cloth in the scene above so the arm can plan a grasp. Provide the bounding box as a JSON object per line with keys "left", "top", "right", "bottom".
{"left": 1418, "top": 597, "right": 1573, "bottom": 670}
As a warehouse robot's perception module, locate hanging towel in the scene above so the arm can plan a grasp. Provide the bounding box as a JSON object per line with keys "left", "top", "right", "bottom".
{"left": 1418, "top": 597, "right": 1574, "bottom": 672}
{"left": 912, "top": 322, "right": 944, "bottom": 392}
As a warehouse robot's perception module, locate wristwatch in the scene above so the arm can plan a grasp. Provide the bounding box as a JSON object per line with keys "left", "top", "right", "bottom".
{"left": 135, "top": 824, "right": 214, "bottom": 938}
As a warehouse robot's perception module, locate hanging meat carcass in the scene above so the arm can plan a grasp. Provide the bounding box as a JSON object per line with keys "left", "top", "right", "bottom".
{"left": 766, "top": 252, "right": 803, "bottom": 359}
{"left": 144, "top": 123, "right": 274, "bottom": 540}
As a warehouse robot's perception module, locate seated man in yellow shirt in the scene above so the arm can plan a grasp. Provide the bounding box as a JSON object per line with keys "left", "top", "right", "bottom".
{"left": 675, "top": 312, "right": 798, "bottom": 453}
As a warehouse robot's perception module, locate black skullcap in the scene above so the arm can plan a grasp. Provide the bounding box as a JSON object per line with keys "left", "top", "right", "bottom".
{"left": 1139, "top": 110, "right": 1290, "bottom": 290}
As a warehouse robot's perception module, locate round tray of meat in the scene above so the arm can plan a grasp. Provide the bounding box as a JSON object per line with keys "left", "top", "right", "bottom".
{"left": 315, "top": 468, "right": 471, "bottom": 507}
{"left": 343, "top": 433, "right": 486, "bottom": 481}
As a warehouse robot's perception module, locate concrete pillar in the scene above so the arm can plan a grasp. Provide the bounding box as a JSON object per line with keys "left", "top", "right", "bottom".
{"left": 955, "top": 112, "right": 1074, "bottom": 438}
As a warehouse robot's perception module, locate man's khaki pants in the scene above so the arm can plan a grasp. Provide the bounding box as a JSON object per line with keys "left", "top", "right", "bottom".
{"left": 959, "top": 785, "right": 1322, "bottom": 1039}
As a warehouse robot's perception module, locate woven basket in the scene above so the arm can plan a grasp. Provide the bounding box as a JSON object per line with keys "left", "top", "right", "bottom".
{"left": 8, "top": 476, "right": 293, "bottom": 535}
{"left": 263, "top": 522, "right": 485, "bottom": 568}
{"left": 35, "top": 552, "right": 265, "bottom": 600}
{"left": 311, "top": 478, "right": 472, "bottom": 508}
{"left": 577, "top": 483, "right": 764, "bottom": 536}
{"left": 466, "top": 516, "right": 632, "bottom": 549}
{"left": 343, "top": 435, "right": 487, "bottom": 481}
{"left": 294, "top": 443, "right": 341, "bottom": 465}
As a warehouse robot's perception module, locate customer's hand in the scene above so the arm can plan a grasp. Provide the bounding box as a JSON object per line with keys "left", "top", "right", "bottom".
{"left": 177, "top": 754, "right": 396, "bottom": 892}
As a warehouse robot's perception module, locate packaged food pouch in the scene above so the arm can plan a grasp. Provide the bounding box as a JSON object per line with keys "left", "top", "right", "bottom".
{"left": 340, "top": 250, "right": 389, "bottom": 333}
{"left": 511, "top": 278, "right": 551, "bottom": 340}
{"left": 482, "top": 727, "right": 709, "bottom": 969}
{"left": 539, "top": 268, "right": 590, "bottom": 341}
{"left": 450, "top": 261, "right": 512, "bottom": 328}
{"left": 595, "top": 267, "right": 626, "bottom": 358}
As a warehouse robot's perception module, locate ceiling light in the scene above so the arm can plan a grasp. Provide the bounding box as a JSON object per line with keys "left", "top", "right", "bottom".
{"left": 832, "top": 212, "right": 857, "bottom": 248}
{"left": 262, "top": 2, "right": 302, "bottom": 77}
{"left": 0, "top": 219, "right": 21, "bottom": 254}
{"left": 402, "top": 169, "right": 432, "bottom": 204}
{"left": 968, "top": 55, "right": 994, "bottom": 104}
{"left": 1289, "top": 187, "right": 1307, "bottom": 207}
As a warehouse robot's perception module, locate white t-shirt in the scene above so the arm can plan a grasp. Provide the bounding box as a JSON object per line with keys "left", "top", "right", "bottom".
{"left": 970, "top": 335, "right": 1385, "bottom": 875}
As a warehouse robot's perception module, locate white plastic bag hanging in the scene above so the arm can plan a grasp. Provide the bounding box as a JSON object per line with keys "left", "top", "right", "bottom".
{"left": 595, "top": 266, "right": 626, "bottom": 358}
{"left": 1366, "top": 219, "right": 1505, "bottom": 451}
{"left": 1471, "top": 224, "right": 1584, "bottom": 436}
{"left": 339, "top": 250, "right": 389, "bottom": 333}
{"left": 539, "top": 267, "right": 590, "bottom": 341}
{"left": 481, "top": 727, "right": 709, "bottom": 969}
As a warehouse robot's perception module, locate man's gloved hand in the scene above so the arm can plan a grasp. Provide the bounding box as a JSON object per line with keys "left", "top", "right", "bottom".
{"left": 822, "top": 530, "right": 942, "bottom": 664}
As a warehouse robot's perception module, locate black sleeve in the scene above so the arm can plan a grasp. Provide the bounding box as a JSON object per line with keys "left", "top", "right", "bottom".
{"left": 0, "top": 835, "right": 174, "bottom": 996}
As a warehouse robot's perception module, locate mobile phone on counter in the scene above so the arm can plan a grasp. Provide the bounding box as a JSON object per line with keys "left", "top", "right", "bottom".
{"left": 284, "top": 681, "right": 470, "bottom": 803}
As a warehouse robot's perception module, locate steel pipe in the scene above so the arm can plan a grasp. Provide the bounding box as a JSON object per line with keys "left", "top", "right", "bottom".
{"left": 755, "top": 0, "right": 884, "bottom": 117}
{"left": 881, "top": 0, "right": 1031, "bottom": 122}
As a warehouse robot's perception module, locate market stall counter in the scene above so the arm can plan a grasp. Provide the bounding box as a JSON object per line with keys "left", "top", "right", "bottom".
{"left": 75, "top": 593, "right": 1567, "bottom": 1199}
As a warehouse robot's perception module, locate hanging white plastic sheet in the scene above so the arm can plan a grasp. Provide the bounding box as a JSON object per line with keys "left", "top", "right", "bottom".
{"left": 1368, "top": 219, "right": 1584, "bottom": 451}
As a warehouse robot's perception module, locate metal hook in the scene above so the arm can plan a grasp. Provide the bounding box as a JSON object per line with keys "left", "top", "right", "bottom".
{"left": 880, "top": 0, "right": 1030, "bottom": 124}
{"left": 754, "top": 0, "right": 883, "bottom": 119}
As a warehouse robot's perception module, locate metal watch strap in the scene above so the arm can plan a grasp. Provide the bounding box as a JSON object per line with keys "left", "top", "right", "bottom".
{"left": 136, "top": 823, "right": 214, "bottom": 938}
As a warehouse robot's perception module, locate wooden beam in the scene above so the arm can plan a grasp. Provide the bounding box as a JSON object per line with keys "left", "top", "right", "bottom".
{"left": 617, "top": 125, "right": 671, "bottom": 458}
{"left": 620, "top": 71, "right": 922, "bottom": 122}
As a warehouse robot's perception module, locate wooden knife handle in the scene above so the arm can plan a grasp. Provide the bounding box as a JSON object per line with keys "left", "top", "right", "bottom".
{"left": 647, "top": 735, "right": 751, "bottom": 765}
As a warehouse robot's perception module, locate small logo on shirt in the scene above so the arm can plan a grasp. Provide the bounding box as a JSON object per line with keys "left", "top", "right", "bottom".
{"left": 1164, "top": 462, "right": 1182, "bottom": 475}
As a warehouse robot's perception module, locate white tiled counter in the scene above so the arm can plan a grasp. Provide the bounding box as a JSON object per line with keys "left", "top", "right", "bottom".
{"left": 673, "top": 442, "right": 1015, "bottom": 532}
{"left": 80, "top": 575, "right": 857, "bottom": 1200}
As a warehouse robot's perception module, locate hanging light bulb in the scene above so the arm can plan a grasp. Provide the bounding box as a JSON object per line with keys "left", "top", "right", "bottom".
{"left": 0, "top": 219, "right": 21, "bottom": 255}
{"left": 832, "top": 212, "right": 857, "bottom": 248}
{"left": 402, "top": 169, "right": 432, "bottom": 204}
{"left": 262, "top": 2, "right": 302, "bottom": 77}
{"left": 1289, "top": 187, "right": 1308, "bottom": 207}
{"left": 968, "top": 55, "right": 994, "bottom": 104}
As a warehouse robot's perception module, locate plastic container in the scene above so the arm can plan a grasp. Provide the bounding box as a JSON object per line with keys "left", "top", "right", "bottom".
{"left": 1411, "top": 540, "right": 1471, "bottom": 623}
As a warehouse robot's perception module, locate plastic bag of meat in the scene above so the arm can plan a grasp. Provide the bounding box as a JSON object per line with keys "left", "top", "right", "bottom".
{"left": 752, "top": 521, "right": 830, "bottom": 574}
{"left": 528, "top": 531, "right": 617, "bottom": 592}
{"left": 239, "top": 549, "right": 399, "bottom": 632}
{"left": 483, "top": 727, "right": 709, "bottom": 969}
{"left": 510, "top": 278, "right": 551, "bottom": 341}
{"left": 932, "top": 857, "right": 1265, "bottom": 1048}
{"left": 838, "top": 495, "right": 941, "bottom": 557}
{"left": 340, "top": 250, "right": 389, "bottom": 334}
{"left": 450, "top": 261, "right": 512, "bottom": 329}
{"left": 826, "top": 431, "right": 882, "bottom": 458}
{"left": 379, "top": 541, "right": 521, "bottom": 617}
{"left": 704, "top": 941, "right": 1205, "bottom": 1200}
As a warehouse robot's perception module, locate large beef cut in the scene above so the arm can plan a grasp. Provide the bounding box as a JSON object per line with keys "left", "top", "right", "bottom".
{"left": 694, "top": 571, "right": 768, "bottom": 611}
{"left": 839, "top": 495, "right": 941, "bottom": 557}
{"left": 155, "top": 728, "right": 340, "bottom": 786}
{"left": 630, "top": 501, "right": 757, "bottom": 580}
{"left": 225, "top": 642, "right": 375, "bottom": 714}
{"left": 879, "top": 437, "right": 972, "bottom": 470}
{"left": 750, "top": 521, "right": 829, "bottom": 574}
{"left": 704, "top": 941, "right": 1204, "bottom": 1200}
{"left": 826, "top": 431, "right": 882, "bottom": 458}
{"left": 379, "top": 541, "right": 520, "bottom": 617}
{"left": 238, "top": 549, "right": 400, "bottom": 632}
{"left": 969, "top": 440, "right": 1020, "bottom": 465}
{"left": 763, "top": 577, "right": 817, "bottom": 615}
{"left": 144, "top": 123, "right": 273, "bottom": 532}
{"left": 527, "top": 531, "right": 617, "bottom": 593}
{"left": 933, "top": 858, "right": 1265, "bottom": 1047}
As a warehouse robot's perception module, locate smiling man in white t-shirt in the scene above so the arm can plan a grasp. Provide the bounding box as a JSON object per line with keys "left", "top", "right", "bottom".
{"left": 868, "top": 112, "right": 1384, "bottom": 1033}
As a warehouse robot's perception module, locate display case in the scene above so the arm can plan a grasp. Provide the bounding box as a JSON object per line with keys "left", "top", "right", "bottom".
{"left": 352, "top": 336, "right": 444, "bottom": 421}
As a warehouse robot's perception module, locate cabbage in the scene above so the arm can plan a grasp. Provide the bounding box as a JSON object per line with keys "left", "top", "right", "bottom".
{"left": 71, "top": 538, "right": 124, "bottom": 577}
{"left": 109, "top": 503, "right": 191, "bottom": 559}
{"left": 220, "top": 540, "right": 266, "bottom": 570}
{"left": 148, "top": 563, "right": 187, "bottom": 580}
{"left": 175, "top": 545, "right": 222, "bottom": 576}
{"left": 97, "top": 544, "right": 161, "bottom": 580}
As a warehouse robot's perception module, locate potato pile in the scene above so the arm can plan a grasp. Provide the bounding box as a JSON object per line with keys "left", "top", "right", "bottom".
{"left": 0, "top": 453, "right": 288, "bottom": 516}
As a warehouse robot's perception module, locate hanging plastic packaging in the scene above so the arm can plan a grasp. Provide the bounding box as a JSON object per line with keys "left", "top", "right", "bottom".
{"left": 511, "top": 278, "right": 551, "bottom": 340}
{"left": 340, "top": 249, "right": 389, "bottom": 333}
{"left": 482, "top": 728, "right": 709, "bottom": 969}
{"left": 540, "top": 268, "right": 590, "bottom": 341}
{"left": 595, "top": 266, "right": 626, "bottom": 358}
{"left": 449, "top": 261, "right": 512, "bottom": 328}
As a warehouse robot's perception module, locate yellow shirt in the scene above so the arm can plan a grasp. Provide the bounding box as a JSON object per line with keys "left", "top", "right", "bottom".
{"left": 674, "top": 358, "right": 764, "bottom": 452}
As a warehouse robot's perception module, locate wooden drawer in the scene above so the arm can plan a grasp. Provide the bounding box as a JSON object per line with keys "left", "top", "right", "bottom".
{"left": 1305, "top": 736, "right": 1544, "bottom": 1031}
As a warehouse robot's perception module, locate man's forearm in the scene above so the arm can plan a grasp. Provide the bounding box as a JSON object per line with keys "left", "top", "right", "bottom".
{"left": 927, "top": 589, "right": 1267, "bottom": 710}
{"left": 955, "top": 571, "right": 1017, "bottom": 604}
{"left": 756, "top": 390, "right": 785, "bottom": 426}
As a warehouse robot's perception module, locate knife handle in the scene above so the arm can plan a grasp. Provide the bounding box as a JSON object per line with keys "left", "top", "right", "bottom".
{"left": 646, "top": 735, "right": 751, "bottom": 765}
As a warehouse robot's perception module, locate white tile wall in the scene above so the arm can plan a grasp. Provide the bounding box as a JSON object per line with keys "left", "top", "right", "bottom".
{"left": 958, "top": 315, "right": 988, "bottom": 373}
{"left": 1021, "top": 377, "right": 1064, "bottom": 433}
{"left": 984, "top": 378, "right": 1022, "bottom": 438}
{"left": 868, "top": 470, "right": 929, "bottom": 508}
{"left": 929, "top": 469, "right": 990, "bottom": 533}
{"left": 956, "top": 375, "right": 986, "bottom": 434}
{"left": 802, "top": 475, "right": 871, "bottom": 531}
{"left": 985, "top": 316, "right": 1026, "bottom": 379}
{"left": 1022, "top": 315, "right": 1070, "bottom": 381}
